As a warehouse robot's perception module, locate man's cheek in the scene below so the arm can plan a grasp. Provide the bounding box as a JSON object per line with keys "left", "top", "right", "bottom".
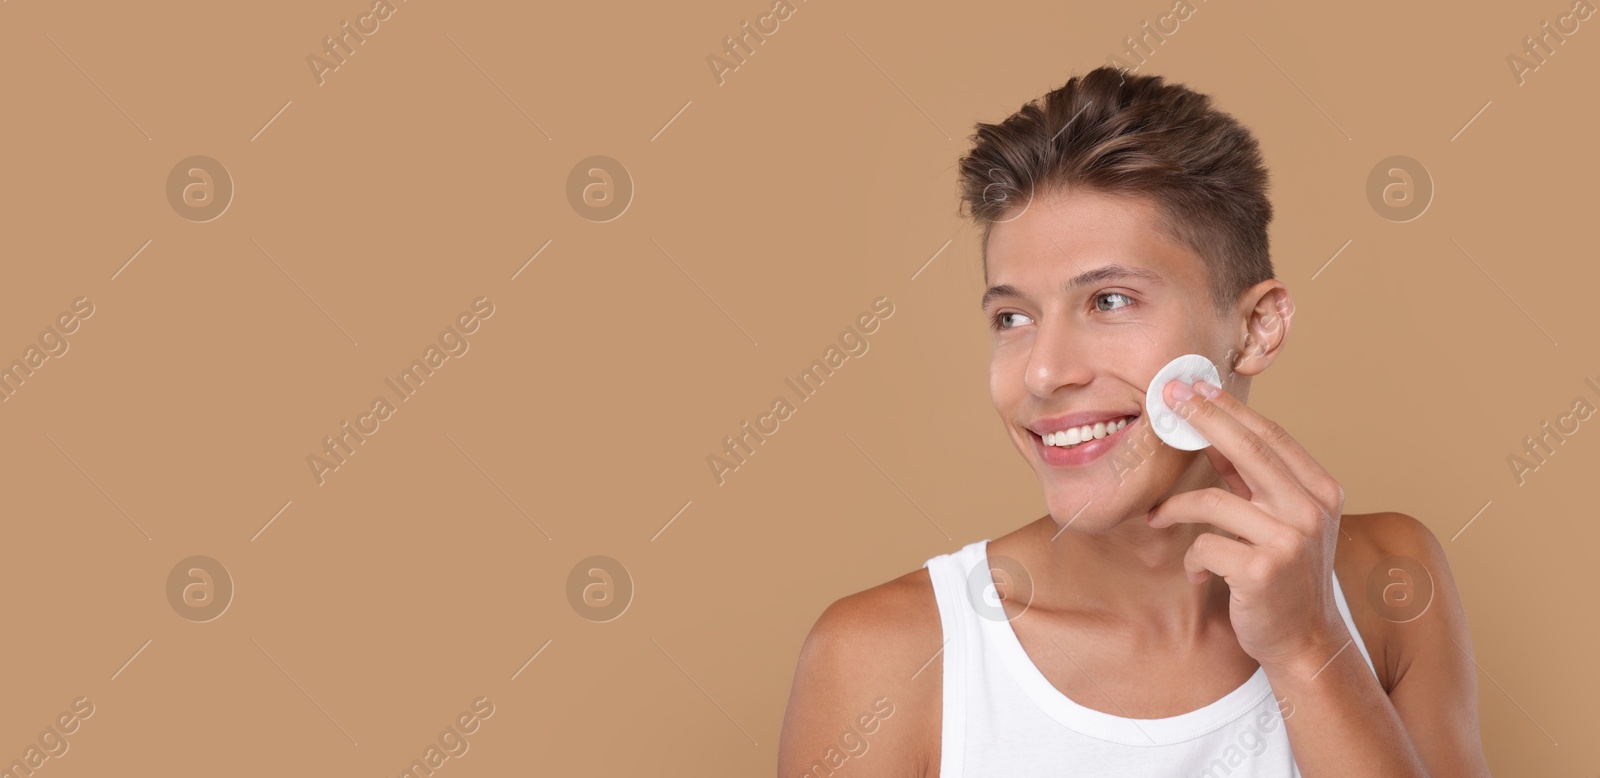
{"left": 839, "top": 724, "right": 870, "bottom": 758}
{"left": 988, "top": 366, "right": 1009, "bottom": 409}
{"left": 989, "top": 348, "right": 1028, "bottom": 401}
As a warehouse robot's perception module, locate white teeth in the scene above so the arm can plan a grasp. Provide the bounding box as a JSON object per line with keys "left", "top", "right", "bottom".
{"left": 1042, "top": 416, "right": 1135, "bottom": 448}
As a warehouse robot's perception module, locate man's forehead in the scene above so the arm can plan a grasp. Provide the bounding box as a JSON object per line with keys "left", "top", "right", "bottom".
{"left": 990, "top": 189, "right": 1161, "bottom": 255}
{"left": 985, "top": 189, "right": 1202, "bottom": 287}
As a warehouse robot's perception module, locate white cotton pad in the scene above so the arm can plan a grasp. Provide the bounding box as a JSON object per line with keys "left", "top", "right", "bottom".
{"left": 1144, "top": 354, "right": 1222, "bottom": 451}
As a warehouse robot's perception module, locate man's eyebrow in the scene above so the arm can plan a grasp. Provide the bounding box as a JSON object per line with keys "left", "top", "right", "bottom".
{"left": 979, "top": 284, "right": 1024, "bottom": 312}
{"left": 980, "top": 264, "right": 1163, "bottom": 311}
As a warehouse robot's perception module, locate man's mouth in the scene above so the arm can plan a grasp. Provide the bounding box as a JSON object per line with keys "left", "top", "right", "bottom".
{"left": 1034, "top": 414, "right": 1139, "bottom": 450}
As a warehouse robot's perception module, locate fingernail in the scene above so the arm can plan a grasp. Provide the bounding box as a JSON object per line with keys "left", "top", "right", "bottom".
{"left": 1194, "top": 380, "right": 1219, "bottom": 399}
{"left": 1171, "top": 382, "right": 1194, "bottom": 402}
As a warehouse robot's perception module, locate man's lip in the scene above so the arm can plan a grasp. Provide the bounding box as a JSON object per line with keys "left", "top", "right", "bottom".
{"left": 1030, "top": 416, "right": 1139, "bottom": 467}
{"left": 1027, "top": 409, "right": 1142, "bottom": 435}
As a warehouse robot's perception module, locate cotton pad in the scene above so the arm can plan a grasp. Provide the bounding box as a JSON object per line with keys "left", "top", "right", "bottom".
{"left": 1144, "top": 354, "right": 1221, "bottom": 451}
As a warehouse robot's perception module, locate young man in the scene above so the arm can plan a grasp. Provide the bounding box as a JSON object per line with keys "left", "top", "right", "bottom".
{"left": 777, "top": 68, "right": 1490, "bottom": 776}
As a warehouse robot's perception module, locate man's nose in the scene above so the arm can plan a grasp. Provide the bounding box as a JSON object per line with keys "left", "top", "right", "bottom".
{"left": 1023, "top": 317, "right": 1093, "bottom": 398}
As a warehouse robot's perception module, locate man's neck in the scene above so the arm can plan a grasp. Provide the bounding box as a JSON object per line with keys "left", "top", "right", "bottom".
{"left": 1001, "top": 474, "right": 1236, "bottom": 646}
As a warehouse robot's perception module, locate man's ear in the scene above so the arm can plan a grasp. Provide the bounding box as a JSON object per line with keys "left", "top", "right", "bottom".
{"left": 1229, "top": 280, "right": 1293, "bottom": 378}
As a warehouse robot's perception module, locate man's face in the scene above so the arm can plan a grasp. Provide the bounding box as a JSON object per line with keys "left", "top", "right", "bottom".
{"left": 982, "top": 186, "right": 1236, "bottom": 532}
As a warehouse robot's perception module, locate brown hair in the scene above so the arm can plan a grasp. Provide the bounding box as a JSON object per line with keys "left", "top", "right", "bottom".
{"left": 958, "top": 66, "right": 1274, "bottom": 313}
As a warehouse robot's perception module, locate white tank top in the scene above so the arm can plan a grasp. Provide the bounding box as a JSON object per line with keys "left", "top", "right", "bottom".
{"left": 923, "top": 538, "right": 1378, "bottom": 776}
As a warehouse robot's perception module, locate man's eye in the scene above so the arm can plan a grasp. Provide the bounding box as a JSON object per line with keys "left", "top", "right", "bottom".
{"left": 1095, "top": 292, "right": 1134, "bottom": 312}
{"left": 991, "top": 311, "right": 1033, "bottom": 331}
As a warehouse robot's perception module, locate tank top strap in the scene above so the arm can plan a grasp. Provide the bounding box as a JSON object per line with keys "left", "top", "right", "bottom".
{"left": 1331, "top": 568, "right": 1380, "bottom": 681}
{"left": 923, "top": 539, "right": 988, "bottom": 777}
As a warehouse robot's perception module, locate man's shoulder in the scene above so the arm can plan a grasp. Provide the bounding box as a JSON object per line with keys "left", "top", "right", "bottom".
{"left": 1337, "top": 510, "right": 1446, "bottom": 567}
{"left": 1334, "top": 510, "right": 1449, "bottom": 691}
{"left": 781, "top": 562, "right": 947, "bottom": 775}
{"left": 803, "top": 563, "right": 945, "bottom": 676}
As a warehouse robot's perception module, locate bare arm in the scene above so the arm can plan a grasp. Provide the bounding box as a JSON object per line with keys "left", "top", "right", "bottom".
{"left": 1270, "top": 512, "right": 1490, "bottom": 777}
{"left": 777, "top": 583, "right": 939, "bottom": 778}
{"left": 1143, "top": 378, "right": 1492, "bottom": 775}
{"left": 1376, "top": 512, "right": 1493, "bottom": 776}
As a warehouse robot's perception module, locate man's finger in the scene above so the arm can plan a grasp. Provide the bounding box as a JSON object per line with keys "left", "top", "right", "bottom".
{"left": 1184, "top": 531, "right": 1253, "bottom": 585}
{"left": 1148, "top": 487, "right": 1289, "bottom": 546}
{"left": 1164, "top": 379, "right": 1296, "bottom": 501}
{"left": 1189, "top": 379, "right": 1342, "bottom": 510}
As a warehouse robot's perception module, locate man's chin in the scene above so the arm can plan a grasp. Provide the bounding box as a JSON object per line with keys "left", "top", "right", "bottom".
{"left": 1040, "top": 478, "right": 1169, "bottom": 534}
{"left": 1040, "top": 493, "right": 1115, "bottom": 535}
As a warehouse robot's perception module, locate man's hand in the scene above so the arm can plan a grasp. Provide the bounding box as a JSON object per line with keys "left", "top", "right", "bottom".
{"left": 1145, "top": 377, "right": 1347, "bottom": 674}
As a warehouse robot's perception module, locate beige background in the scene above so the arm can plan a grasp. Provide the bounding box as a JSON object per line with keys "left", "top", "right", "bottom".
{"left": 1, "top": 0, "right": 1595, "bottom": 774}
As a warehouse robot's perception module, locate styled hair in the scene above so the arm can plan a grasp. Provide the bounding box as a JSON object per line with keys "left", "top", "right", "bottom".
{"left": 957, "top": 66, "right": 1274, "bottom": 312}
